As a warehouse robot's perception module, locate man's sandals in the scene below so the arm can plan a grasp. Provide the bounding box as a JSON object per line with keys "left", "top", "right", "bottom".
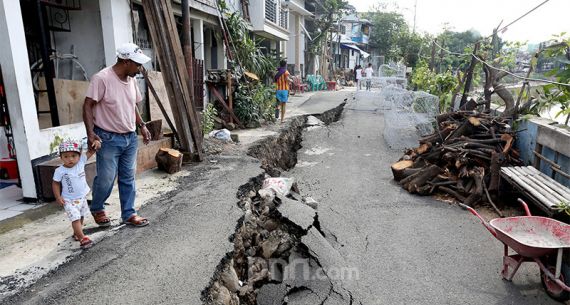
{"left": 124, "top": 215, "right": 149, "bottom": 227}
{"left": 92, "top": 211, "right": 111, "bottom": 227}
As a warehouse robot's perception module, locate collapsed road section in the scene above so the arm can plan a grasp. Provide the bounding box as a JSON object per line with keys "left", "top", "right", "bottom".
{"left": 201, "top": 103, "right": 359, "bottom": 305}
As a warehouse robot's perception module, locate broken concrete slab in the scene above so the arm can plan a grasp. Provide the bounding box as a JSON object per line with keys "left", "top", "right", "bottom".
{"left": 301, "top": 227, "right": 346, "bottom": 269}
{"left": 257, "top": 283, "right": 288, "bottom": 305}
{"left": 277, "top": 197, "right": 317, "bottom": 231}
{"left": 306, "top": 115, "right": 325, "bottom": 126}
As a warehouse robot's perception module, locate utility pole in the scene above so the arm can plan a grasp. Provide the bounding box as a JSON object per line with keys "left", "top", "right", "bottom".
{"left": 413, "top": 0, "right": 417, "bottom": 34}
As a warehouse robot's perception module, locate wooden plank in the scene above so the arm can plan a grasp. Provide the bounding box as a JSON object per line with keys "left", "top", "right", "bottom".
{"left": 38, "top": 78, "right": 90, "bottom": 125}
{"left": 208, "top": 83, "right": 244, "bottom": 128}
{"left": 500, "top": 170, "right": 554, "bottom": 215}
{"left": 143, "top": 0, "right": 203, "bottom": 160}
{"left": 146, "top": 71, "right": 174, "bottom": 131}
{"left": 142, "top": 70, "right": 179, "bottom": 143}
{"left": 509, "top": 167, "right": 562, "bottom": 205}
{"left": 533, "top": 143, "right": 543, "bottom": 169}
{"left": 525, "top": 166, "right": 570, "bottom": 199}
{"left": 520, "top": 168, "right": 569, "bottom": 203}
{"left": 501, "top": 167, "right": 558, "bottom": 208}
{"left": 161, "top": 0, "right": 203, "bottom": 159}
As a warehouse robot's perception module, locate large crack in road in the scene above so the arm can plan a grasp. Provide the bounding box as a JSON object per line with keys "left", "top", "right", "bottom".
{"left": 202, "top": 103, "right": 357, "bottom": 305}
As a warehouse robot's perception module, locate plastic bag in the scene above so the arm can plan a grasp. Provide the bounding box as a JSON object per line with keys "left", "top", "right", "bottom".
{"left": 208, "top": 129, "right": 232, "bottom": 141}
{"left": 261, "top": 177, "right": 295, "bottom": 197}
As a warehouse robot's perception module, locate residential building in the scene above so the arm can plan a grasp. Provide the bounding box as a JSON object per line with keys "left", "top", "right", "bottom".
{"left": 0, "top": 0, "right": 228, "bottom": 202}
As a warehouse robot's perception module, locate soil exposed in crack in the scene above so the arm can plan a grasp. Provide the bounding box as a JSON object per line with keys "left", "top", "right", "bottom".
{"left": 201, "top": 103, "right": 349, "bottom": 305}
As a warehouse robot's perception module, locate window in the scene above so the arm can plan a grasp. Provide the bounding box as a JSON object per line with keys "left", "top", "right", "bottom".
{"left": 279, "top": 9, "right": 288, "bottom": 29}
{"left": 265, "top": 0, "right": 277, "bottom": 23}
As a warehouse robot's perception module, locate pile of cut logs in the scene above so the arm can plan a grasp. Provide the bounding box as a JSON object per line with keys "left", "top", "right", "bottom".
{"left": 391, "top": 111, "right": 523, "bottom": 212}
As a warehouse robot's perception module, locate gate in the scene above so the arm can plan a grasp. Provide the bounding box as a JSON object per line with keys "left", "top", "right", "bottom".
{"left": 192, "top": 58, "right": 204, "bottom": 111}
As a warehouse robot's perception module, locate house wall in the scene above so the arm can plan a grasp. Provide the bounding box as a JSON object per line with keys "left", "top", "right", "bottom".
{"left": 99, "top": 0, "right": 133, "bottom": 67}
{"left": 0, "top": 0, "right": 38, "bottom": 197}
{"left": 52, "top": 0, "right": 106, "bottom": 78}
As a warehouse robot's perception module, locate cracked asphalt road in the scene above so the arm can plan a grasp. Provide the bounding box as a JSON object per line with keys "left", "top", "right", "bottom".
{"left": 288, "top": 92, "right": 560, "bottom": 305}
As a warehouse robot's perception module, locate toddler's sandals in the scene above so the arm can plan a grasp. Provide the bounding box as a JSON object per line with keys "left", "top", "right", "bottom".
{"left": 80, "top": 236, "right": 93, "bottom": 249}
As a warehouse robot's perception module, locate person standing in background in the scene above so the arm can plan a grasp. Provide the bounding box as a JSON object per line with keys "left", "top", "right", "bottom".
{"left": 365, "top": 63, "right": 374, "bottom": 91}
{"left": 355, "top": 65, "right": 363, "bottom": 91}
{"left": 274, "top": 60, "right": 291, "bottom": 123}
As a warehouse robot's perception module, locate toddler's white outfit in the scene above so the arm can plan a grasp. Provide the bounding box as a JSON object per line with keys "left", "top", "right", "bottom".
{"left": 53, "top": 155, "right": 90, "bottom": 221}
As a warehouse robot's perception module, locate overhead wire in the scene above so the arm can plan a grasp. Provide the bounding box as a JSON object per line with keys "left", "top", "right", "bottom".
{"left": 428, "top": 39, "right": 570, "bottom": 88}
{"left": 496, "top": 0, "right": 551, "bottom": 34}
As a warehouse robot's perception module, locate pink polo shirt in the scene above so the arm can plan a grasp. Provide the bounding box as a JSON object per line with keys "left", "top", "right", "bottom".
{"left": 85, "top": 67, "right": 142, "bottom": 133}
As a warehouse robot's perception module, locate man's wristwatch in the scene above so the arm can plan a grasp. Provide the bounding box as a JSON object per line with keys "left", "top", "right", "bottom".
{"left": 138, "top": 121, "right": 146, "bottom": 129}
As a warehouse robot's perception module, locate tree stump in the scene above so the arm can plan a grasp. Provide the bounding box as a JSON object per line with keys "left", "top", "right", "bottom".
{"left": 391, "top": 160, "right": 414, "bottom": 181}
{"left": 155, "top": 148, "right": 183, "bottom": 174}
{"left": 146, "top": 119, "right": 163, "bottom": 141}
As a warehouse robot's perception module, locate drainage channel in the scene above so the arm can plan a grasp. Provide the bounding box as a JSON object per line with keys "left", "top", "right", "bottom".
{"left": 201, "top": 103, "right": 353, "bottom": 305}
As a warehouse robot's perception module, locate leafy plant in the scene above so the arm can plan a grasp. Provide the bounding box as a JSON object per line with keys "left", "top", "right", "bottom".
{"left": 201, "top": 103, "right": 218, "bottom": 135}
{"left": 234, "top": 83, "right": 276, "bottom": 127}
{"left": 411, "top": 61, "right": 458, "bottom": 112}
{"left": 49, "top": 135, "right": 64, "bottom": 154}
{"left": 219, "top": 1, "right": 277, "bottom": 80}
{"left": 555, "top": 200, "right": 570, "bottom": 216}
{"left": 521, "top": 34, "right": 570, "bottom": 124}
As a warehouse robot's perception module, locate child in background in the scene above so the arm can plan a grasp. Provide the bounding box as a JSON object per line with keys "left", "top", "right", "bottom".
{"left": 355, "top": 65, "right": 363, "bottom": 90}
{"left": 274, "top": 60, "right": 291, "bottom": 123}
{"left": 52, "top": 138, "right": 100, "bottom": 249}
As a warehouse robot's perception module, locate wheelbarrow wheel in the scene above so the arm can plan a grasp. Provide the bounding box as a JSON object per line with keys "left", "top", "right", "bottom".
{"left": 541, "top": 263, "right": 570, "bottom": 302}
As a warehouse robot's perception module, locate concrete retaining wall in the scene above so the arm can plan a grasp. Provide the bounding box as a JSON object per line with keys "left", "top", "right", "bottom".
{"left": 516, "top": 116, "right": 570, "bottom": 187}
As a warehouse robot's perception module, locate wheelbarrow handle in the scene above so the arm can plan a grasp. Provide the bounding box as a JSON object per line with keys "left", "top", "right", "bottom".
{"left": 517, "top": 198, "right": 532, "bottom": 216}
{"left": 459, "top": 203, "right": 497, "bottom": 237}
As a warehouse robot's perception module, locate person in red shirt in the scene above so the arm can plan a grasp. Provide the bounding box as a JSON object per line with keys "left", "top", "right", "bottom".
{"left": 274, "top": 60, "right": 291, "bottom": 123}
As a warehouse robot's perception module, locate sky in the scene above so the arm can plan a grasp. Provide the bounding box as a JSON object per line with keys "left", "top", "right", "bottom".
{"left": 348, "top": 0, "right": 570, "bottom": 43}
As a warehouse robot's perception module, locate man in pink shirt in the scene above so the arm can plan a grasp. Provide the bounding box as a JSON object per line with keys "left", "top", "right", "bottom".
{"left": 83, "top": 43, "right": 151, "bottom": 227}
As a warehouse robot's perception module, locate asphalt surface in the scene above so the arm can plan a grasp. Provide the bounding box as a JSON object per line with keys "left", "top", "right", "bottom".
{"left": 4, "top": 89, "right": 561, "bottom": 305}
{"left": 288, "top": 92, "right": 561, "bottom": 304}
{"left": 5, "top": 154, "right": 261, "bottom": 305}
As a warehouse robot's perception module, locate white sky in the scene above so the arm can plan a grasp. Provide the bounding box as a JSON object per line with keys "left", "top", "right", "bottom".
{"left": 349, "top": 0, "right": 570, "bottom": 43}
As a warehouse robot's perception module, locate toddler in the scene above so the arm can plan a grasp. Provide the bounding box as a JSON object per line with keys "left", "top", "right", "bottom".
{"left": 52, "top": 139, "right": 100, "bottom": 249}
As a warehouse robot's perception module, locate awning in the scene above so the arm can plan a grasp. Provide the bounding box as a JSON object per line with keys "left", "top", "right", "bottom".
{"left": 341, "top": 43, "right": 370, "bottom": 58}
{"left": 285, "top": 0, "right": 313, "bottom": 16}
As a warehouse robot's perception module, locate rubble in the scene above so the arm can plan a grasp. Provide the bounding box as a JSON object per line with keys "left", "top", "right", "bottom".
{"left": 202, "top": 106, "right": 350, "bottom": 305}
{"left": 391, "top": 110, "right": 522, "bottom": 210}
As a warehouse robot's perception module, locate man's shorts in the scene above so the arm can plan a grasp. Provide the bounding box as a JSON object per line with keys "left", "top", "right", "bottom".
{"left": 276, "top": 90, "right": 289, "bottom": 103}
{"left": 63, "top": 197, "right": 90, "bottom": 222}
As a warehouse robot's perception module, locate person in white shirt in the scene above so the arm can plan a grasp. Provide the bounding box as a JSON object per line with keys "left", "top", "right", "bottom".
{"left": 52, "top": 139, "right": 100, "bottom": 249}
{"left": 355, "top": 65, "right": 363, "bottom": 90}
{"left": 365, "top": 63, "right": 374, "bottom": 91}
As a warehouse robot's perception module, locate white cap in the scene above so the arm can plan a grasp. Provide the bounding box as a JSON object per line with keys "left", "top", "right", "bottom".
{"left": 116, "top": 43, "right": 151, "bottom": 64}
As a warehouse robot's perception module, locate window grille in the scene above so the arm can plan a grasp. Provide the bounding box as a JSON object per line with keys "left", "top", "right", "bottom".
{"left": 279, "top": 9, "right": 288, "bottom": 29}
{"left": 265, "top": 0, "right": 276, "bottom": 23}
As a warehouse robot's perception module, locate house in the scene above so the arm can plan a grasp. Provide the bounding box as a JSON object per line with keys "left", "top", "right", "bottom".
{"left": 332, "top": 14, "right": 371, "bottom": 70}
{"left": 0, "top": 0, "right": 229, "bottom": 202}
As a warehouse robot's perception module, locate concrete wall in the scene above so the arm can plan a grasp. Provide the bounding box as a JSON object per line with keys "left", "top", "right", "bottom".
{"left": 52, "top": 0, "right": 106, "bottom": 78}
{"left": 516, "top": 116, "right": 570, "bottom": 187}
{"left": 0, "top": 0, "right": 39, "bottom": 197}
{"left": 99, "top": 0, "right": 133, "bottom": 67}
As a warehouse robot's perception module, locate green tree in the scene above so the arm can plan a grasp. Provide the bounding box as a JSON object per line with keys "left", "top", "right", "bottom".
{"left": 363, "top": 10, "right": 408, "bottom": 61}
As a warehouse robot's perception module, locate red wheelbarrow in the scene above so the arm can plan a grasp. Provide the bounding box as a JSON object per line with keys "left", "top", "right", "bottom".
{"left": 461, "top": 199, "right": 570, "bottom": 301}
